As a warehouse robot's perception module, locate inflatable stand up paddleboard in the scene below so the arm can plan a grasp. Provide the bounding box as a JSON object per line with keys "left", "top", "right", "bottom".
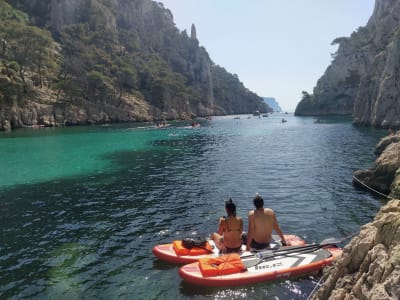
{"left": 179, "top": 245, "right": 342, "bottom": 287}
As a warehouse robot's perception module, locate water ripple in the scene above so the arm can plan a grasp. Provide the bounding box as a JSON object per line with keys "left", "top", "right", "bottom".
{"left": 0, "top": 115, "right": 387, "bottom": 299}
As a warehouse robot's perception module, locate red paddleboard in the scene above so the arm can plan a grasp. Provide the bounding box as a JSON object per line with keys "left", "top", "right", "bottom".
{"left": 152, "top": 234, "right": 305, "bottom": 264}
{"left": 179, "top": 246, "right": 342, "bottom": 287}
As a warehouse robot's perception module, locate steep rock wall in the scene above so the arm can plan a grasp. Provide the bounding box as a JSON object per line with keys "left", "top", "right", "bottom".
{"left": 49, "top": 0, "right": 216, "bottom": 118}
{"left": 311, "top": 199, "right": 400, "bottom": 300}
{"left": 1, "top": 0, "right": 269, "bottom": 130}
{"left": 353, "top": 131, "right": 400, "bottom": 198}
{"left": 295, "top": 0, "right": 400, "bottom": 128}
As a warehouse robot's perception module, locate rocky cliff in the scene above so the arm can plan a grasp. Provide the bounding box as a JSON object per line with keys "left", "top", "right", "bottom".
{"left": 353, "top": 131, "right": 400, "bottom": 199}
{"left": 295, "top": 0, "right": 400, "bottom": 128}
{"left": 0, "top": 0, "right": 270, "bottom": 130}
{"left": 263, "top": 97, "right": 282, "bottom": 112}
{"left": 311, "top": 132, "right": 400, "bottom": 299}
{"left": 310, "top": 199, "right": 400, "bottom": 300}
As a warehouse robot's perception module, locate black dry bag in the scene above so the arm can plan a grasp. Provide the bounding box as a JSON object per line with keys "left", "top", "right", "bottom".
{"left": 182, "top": 237, "right": 207, "bottom": 249}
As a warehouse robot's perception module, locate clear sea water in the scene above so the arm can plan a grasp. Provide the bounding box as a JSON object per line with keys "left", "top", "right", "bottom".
{"left": 0, "top": 113, "right": 387, "bottom": 299}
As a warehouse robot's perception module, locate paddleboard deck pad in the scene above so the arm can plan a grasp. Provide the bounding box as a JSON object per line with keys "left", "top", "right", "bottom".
{"left": 179, "top": 246, "right": 342, "bottom": 287}
{"left": 152, "top": 234, "right": 305, "bottom": 264}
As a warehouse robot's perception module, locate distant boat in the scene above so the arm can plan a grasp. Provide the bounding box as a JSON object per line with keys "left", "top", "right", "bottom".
{"left": 262, "top": 114, "right": 269, "bottom": 117}
{"left": 155, "top": 122, "right": 170, "bottom": 128}
{"left": 253, "top": 110, "right": 260, "bottom": 116}
{"left": 281, "top": 118, "right": 287, "bottom": 123}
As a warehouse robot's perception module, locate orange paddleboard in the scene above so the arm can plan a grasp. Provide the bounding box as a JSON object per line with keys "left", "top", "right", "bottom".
{"left": 179, "top": 246, "right": 342, "bottom": 287}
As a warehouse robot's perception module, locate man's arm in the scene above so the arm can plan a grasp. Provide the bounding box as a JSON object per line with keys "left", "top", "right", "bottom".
{"left": 246, "top": 212, "right": 253, "bottom": 250}
{"left": 272, "top": 212, "right": 286, "bottom": 245}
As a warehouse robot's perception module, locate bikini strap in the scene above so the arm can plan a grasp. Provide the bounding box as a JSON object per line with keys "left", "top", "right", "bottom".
{"left": 224, "top": 217, "right": 230, "bottom": 232}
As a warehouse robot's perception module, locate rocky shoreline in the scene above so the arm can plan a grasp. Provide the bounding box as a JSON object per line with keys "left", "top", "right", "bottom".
{"left": 311, "top": 199, "right": 399, "bottom": 300}
{"left": 353, "top": 131, "right": 400, "bottom": 199}
{"left": 311, "top": 132, "right": 400, "bottom": 299}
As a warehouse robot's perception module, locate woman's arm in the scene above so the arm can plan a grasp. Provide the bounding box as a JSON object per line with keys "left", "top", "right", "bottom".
{"left": 217, "top": 217, "right": 226, "bottom": 235}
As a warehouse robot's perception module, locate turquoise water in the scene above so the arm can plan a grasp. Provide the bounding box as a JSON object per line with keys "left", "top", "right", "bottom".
{"left": 0, "top": 114, "right": 386, "bottom": 299}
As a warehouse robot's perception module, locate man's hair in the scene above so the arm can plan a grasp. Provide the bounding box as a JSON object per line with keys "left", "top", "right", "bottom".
{"left": 253, "top": 195, "right": 264, "bottom": 209}
{"left": 225, "top": 198, "right": 236, "bottom": 216}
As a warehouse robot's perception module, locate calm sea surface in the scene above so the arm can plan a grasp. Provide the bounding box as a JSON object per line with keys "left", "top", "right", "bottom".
{"left": 0, "top": 114, "right": 387, "bottom": 299}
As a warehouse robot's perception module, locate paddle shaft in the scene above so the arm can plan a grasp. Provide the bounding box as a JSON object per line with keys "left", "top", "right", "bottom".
{"left": 242, "top": 244, "right": 329, "bottom": 269}
{"left": 240, "top": 234, "right": 352, "bottom": 268}
{"left": 240, "top": 243, "right": 324, "bottom": 260}
{"left": 240, "top": 233, "right": 350, "bottom": 260}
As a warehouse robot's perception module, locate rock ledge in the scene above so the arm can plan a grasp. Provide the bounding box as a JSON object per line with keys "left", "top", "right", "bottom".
{"left": 311, "top": 199, "right": 400, "bottom": 300}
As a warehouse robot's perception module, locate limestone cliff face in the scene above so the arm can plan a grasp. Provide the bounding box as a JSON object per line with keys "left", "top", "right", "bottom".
{"left": 312, "top": 131, "right": 400, "bottom": 300}
{"left": 49, "top": 0, "right": 90, "bottom": 32}
{"left": 49, "top": 0, "right": 216, "bottom": 118}
{"left": 295, "top": 0, "right": 400, "bottom": 128}
{"left": 311, "top": 199, "right": 400, "bottom": 300}
{"left": 313, "top": 132, "right": 400, "bottom": 299}
{"left": 353, "top": 131, "right": 400, "bottom": 199}
{"left": 0, "top": 0, "right": 269, "bottom": 130}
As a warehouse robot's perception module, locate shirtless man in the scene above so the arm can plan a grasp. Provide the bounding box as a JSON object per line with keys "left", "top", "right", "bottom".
{"left": 246, "top": 195, "right": 286, "bottom": 250}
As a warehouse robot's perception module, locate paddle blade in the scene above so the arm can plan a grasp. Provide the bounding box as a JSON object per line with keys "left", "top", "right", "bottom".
{"left": 319, "top": 237, "right": 343, "bottom": 246}
{"left": 319, "top": 232, "right": 360, "bottom": 246}
{"left": 240, "top": 250, "right": 273, "bottom": 259}
{"left": 242, "top": 257, "right": 262, "bottom": 269}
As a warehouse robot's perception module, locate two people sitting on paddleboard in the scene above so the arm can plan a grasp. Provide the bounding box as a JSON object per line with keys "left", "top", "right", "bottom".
{"left": 211, "top": 195, "right": 286, "bottom": 253}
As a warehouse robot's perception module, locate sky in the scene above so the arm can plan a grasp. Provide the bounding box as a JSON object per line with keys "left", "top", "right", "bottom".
{"left": 158, "top": 0, "right": 375, "bottom": 111}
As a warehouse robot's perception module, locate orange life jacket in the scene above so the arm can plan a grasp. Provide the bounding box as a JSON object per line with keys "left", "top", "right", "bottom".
{"left": 173, "top": 240, "right": 213, "bottom": 256}
{"left": 198, "top": 253, "right": 246, "bottom": 277}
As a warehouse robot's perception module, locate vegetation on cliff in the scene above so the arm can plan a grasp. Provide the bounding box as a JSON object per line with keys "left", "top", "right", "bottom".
{"left": 0, "top": 0, "right": 270, "bottom": 130}
{"left": 0, "top": 2, "right": 56, "bottom": 101}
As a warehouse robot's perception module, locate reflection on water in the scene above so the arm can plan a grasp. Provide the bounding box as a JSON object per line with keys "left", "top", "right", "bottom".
{"left": 0, "top": 114, "right": 386, "bottom": 299}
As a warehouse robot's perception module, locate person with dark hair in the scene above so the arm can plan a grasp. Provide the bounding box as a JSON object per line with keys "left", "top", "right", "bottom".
{"left": 211, "top": 198, "right": 243, "bottom": 253}
{"left": 246, "top": 194, "right": 286, "bottom": 251}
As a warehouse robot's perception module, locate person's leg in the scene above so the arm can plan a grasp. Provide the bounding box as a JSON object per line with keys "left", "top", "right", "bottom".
{"left": 250, "top": 239, "right": 270, "bottom": 250}
{"left": 211, "top": 232, "right": 226, "bottom": 251}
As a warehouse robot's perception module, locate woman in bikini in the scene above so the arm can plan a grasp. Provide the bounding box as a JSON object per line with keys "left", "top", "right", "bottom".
{"left": 211, "top": 198, "right": 243, "bottom": 253}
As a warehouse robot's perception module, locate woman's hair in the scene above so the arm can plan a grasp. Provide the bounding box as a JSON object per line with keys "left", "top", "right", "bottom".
{"left": 253, "top": 195, "right": 264, "bottom": 209}
{"left": 225, "top": 198, "right": 236, "bottom": 216}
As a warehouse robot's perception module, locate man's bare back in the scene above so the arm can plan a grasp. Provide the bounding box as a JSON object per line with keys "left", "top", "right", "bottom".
{"left": 249, "top": 208, "right": 275, "bottom": 244}
{"left": 246, "top": 195, "right": 286, "bottom": 250}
